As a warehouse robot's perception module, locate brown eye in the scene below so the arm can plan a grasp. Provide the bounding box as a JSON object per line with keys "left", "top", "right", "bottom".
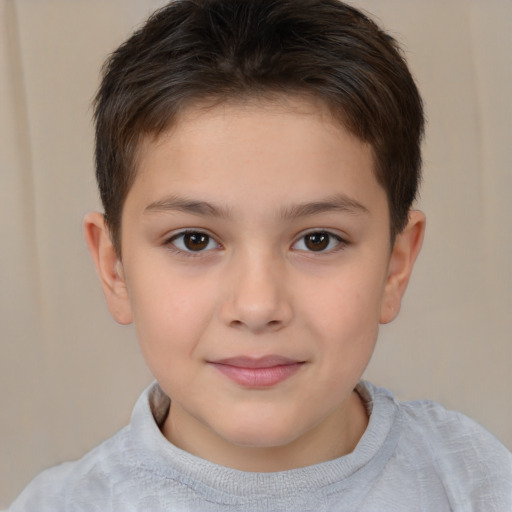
{"left": 183, "top": 232, "right": 210, "bottom": 251}
{"left": 169, "top": 231, "right": 219, "bottom": 253}
{"left": 292, "top": 231, "right": 344, "bottom": 253}
{"left": 304, "top": 232, "right": 330, "bottom": 251}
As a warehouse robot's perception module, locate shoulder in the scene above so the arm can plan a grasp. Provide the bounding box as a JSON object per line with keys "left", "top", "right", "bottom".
{"left": 373, "top": 384, "right": 512, "bottom": 507}
{"left": 8, "top": 383, "right": 165, "bottom": 512}
{"left": 8, "top": 426, "right": 133, "bottom": 512}
{"left": 398, "top": 395, "right": 511, "bottom": 466}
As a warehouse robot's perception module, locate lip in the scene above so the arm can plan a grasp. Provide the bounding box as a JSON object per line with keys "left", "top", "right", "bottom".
{"left": 208, "top": 356, "right": 305, "bottom": 388}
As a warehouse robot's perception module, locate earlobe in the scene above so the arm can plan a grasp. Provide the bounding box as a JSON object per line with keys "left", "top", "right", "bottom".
{"left": 83, "top": 212, "right": 133, "bottom": 325}
{"left": 379, "top": 210, "right": 426, "bottom": 324}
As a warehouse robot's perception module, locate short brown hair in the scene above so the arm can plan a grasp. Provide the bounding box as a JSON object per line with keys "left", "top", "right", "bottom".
{"left": 94, "top": 0, "right": 424, "bottom": 254}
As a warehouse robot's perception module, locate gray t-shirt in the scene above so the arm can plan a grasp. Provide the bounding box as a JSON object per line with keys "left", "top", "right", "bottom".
{"left": 9, "top": 381, "right": 512, "bottom": 511}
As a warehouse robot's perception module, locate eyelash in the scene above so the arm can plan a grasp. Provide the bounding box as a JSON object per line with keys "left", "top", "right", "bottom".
{"left": 165, "top": 230, "right": 222, "bottom": 257}
{"left": 291, "top": 231, "right": 347, "bottom": 254}
{"left": 164, "top": 229, "right": 347, "bottom": 256}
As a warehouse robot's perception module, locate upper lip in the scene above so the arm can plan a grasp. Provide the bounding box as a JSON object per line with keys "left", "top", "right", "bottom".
{"left": 209, "top": 356, "right": 304, "bottom": 368}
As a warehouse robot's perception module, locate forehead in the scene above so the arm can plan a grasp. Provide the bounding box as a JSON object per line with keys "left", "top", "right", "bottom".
{"left": 127, "top": 95, "right": 385, "bottom": 218}
{"left": 137, "top": 93, "right": 373, "bottom": 167}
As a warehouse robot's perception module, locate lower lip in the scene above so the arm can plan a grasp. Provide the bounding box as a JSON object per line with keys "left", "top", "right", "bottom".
{"left": 211, "top": 362, "right": 304, "bottom": 387}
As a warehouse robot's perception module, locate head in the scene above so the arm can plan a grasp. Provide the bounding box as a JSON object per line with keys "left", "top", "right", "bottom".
{"left": 94, "top": 0, "right": 424, "bottom": 255}
{"left": 85, "top": 0, "right": 426, "bottom": 470}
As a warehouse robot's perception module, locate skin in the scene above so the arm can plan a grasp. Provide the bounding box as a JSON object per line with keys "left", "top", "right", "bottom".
{"left": 85, "top": 96, "right": 425, "bottom": 472}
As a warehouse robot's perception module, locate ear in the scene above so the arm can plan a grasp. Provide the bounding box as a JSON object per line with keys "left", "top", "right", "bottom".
{"left": 83, "top": 212, "right": 133, "bottom": 325}
{"left": 379, "top": 210, "right": 426, "bottom": 324}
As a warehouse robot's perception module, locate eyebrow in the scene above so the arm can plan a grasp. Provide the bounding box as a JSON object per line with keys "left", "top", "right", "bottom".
{"left": 279, "top": 194, "right": 369, "bottom": 219}
{"left": 144, "top": 195, "right": 231, "bottom": 218}
{"left": 143, "top": 193, "right": 369, "bottom": 219}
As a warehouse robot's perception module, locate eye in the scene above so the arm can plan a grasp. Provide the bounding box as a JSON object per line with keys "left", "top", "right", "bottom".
{"left": 292, "top": 231, "right": 344, "bottom": 252}
{"left": 168, "top": 231, "right": 220, "bottom": 253}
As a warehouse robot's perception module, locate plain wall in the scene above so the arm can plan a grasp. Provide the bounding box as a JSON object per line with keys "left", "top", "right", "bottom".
{"left": 1, "top": 0, "right": 511, "bottom": 506}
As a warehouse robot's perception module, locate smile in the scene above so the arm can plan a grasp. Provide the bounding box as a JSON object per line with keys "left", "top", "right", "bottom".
{"left": 209, "top": 356, "right": 306, "bottom": 388}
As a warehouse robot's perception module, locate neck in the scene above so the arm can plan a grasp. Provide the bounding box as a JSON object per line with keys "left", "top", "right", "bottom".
{"left": 162, "top": 390, "right": 368, "bottom": 472}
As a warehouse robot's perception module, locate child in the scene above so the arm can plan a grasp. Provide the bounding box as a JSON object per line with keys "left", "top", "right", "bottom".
{"left": 9, "top": 0, "right": 511, "bottom": 510}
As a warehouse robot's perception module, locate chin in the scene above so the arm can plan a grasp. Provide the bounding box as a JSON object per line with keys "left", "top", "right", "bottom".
{"left": 219, "top": 416, "right": 304, "bottom": 449}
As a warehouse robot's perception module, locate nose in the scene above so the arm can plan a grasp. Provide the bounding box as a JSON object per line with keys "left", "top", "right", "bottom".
{"left": 221, "top": 250, "right": 293, "bottom": 334}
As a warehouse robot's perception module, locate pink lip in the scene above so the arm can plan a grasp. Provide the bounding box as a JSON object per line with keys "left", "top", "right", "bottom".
{"left": 209, "top": 356, "right": 305, "bottom": 388}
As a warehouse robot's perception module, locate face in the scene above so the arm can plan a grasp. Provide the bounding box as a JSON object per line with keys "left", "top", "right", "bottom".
{"left": 86, "top": 96, "right": 424, "bottom": 471}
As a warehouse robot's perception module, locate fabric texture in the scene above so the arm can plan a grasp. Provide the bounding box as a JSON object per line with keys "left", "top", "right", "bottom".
{"left": 9, "top": 381, "right": 512, "bottom": 511}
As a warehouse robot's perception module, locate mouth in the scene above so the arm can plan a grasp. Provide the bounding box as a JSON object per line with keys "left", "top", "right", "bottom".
{"left": 208, "top": 356, "right": 306, "bottom": 388}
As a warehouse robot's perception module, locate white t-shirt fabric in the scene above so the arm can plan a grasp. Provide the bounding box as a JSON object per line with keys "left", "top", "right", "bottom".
{"left": 9, "top": 381, "right": 512, "bottom": 511}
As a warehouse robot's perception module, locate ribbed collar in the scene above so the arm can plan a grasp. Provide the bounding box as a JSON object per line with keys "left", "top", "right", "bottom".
{"left": 129, "top": 381, "right": 402, "bottom": 504}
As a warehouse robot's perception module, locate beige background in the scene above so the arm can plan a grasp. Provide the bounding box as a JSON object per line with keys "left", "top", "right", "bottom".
{"left": 1, "top": 0, "right": 511, "bottom": 506}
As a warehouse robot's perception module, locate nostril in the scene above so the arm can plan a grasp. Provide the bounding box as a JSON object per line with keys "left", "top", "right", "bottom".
{"left": 228, "top": 318, "right": 283, "bottom": 331}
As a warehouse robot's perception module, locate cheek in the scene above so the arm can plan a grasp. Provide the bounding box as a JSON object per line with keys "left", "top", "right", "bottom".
{"left": 297, "top": 265, "right": 384, "bottom": 375}
{"left": 302, "top": 268, "right": 385, "bottom": 332}
{"left": 127, "top": 270, "right": 217, "bottom": 359}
